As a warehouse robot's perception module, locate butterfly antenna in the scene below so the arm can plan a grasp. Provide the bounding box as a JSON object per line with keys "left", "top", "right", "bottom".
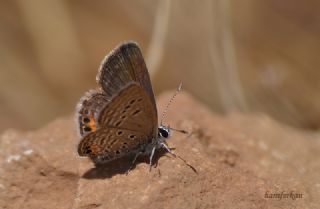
{"left": 166, "top": 124, "right": 188, "bottom": 135}
{"left": 169, "top": 127, "right": 189, "bottom": 134}
{"left": 160, "top": 82, "right": 183, "bottom": 126}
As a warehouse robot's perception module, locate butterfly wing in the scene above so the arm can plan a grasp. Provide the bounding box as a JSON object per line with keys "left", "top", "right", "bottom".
{"left": 96, "top": 41, "right": 157, "bottom": 116}
{"left": 75, "top": 89, "right": 110, "bottom": 137}
{"left": 78, "top": 82, "right": 158, "bottom": 163}
{"left": 77, "top": 127, "right": 149, "bottom": 164}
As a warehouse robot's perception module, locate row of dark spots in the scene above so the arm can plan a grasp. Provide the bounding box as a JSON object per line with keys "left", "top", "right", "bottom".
{"left": 120, "top": 97, "right": 142, "bottom": 114}
{"left": 115, "top": 140, "right": 129, "bottom": 155}
{"left": 132, "top": 96, "right": 143, "bottom": 103}
{"left": 115, "top": 131, "right": 135, "bottom": 150}
{"left": 124, "top": 98, "right": 143, "bottom": 111}
{"left": 122, "top": 142, "right": 128, "bottom": 150}
{"left": 116, "top": 104, "right": 128, "bottom": 125}
{"left": 107, "top": 134, "right": 134, "bottom": 148}
{"left": 116, "top": 132, "right": 128, "bottom": 149}
{"left": 115, "top": 110, "right": 140, "bottom": 127}
{"left": 117, "top": 130, "right": 136, "bottom": 140}
{"left": 118, "top": 141, "right": 131, "bottom": 154}
{"left": 81, "top": 113, "right": 92, "bottom": 132}
{"left": 130, "top": 98, "right": 143, "bottom": 104}
{"left": 81, "top": 102, "right": 92, "bottom": 131}
{"left": 103, "top": 144, "right": 129, "bottom": 157}
{"left": 115, "top": 149, "right": 129, "bottom": 155}
{"left": 99, "top": 141, "right": 132, "bottom": 158}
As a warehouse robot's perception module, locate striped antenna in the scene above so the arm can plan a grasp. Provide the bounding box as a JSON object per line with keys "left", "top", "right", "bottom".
{"left": 160, "top": 82, "right": 183, "bottom": 126}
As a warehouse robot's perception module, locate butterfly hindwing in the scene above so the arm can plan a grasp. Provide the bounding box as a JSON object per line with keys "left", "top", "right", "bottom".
{"left": 77, "top": 127, "right": 149, "bottom": 163}
{"left": 75, "top": 89, "right": 110, "bottom": 137}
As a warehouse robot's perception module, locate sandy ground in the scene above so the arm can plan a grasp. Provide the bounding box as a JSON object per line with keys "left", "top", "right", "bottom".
{"left": 0, "top": 91, "right": 319, "bottom": 209}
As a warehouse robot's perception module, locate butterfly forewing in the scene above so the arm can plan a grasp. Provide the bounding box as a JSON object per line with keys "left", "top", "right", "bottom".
{"left": 98, "top": 82, "right": 157, "bottom": 136}
{"left": 97, "top": 42, "right": 157, "bottom": 115}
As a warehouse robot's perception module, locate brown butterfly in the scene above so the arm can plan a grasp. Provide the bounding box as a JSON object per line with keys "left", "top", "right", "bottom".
{"left": 76, "top": 41, "right": 193, "bottom": 172}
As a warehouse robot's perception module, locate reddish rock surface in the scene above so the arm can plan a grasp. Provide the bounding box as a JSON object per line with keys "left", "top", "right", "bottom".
{"left": 0, "top": 91, "right": 319, "bottom": 209}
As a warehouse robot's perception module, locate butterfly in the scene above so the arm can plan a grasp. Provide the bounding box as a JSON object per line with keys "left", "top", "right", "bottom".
{"left": 75, "top": 41, "right": 189, "bottom": 171}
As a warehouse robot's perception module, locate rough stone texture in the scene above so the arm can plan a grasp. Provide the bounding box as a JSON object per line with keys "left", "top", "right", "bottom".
{"left": 0, "top": 91, "right": 319, "bottom": 209}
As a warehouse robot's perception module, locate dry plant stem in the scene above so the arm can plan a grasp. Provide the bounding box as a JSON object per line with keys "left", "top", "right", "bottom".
{"left": 146, "top": 0, "right": 171, "bottom": 77}
{"left": 209, "top": 0, "right": 247, "bottom": 112}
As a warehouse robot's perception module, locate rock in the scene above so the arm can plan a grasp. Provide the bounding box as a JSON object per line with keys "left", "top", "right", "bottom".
{"left": 0, "top": 91, "right": 319, "bottom": 209}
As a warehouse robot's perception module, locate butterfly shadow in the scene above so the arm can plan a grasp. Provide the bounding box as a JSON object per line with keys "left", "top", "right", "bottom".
{"left": 81, "top": 148, "right": 169, "bottom": 179}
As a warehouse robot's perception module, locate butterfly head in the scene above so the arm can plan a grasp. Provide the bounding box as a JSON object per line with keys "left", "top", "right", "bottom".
{"left": 158, "top": 125, "right": 171, "bottom": 139}
{"left": 158, "top": 124, "right": 188, "bottom": 139}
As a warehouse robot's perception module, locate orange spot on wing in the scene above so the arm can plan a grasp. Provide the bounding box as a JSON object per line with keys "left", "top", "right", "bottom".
{"left": 87, "top": 114, "right": 97, "bottom": 132}
{"left": 90, "top": 144, "right": 100, "bottom": 155}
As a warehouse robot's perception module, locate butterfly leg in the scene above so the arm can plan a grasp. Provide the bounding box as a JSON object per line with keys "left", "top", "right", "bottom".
{"left": 149, "top": 146, "right": 156, "bottom": 171}
{"left": 126, "top": 151, "right": 142, "bottom": 175}
{"left": 160, "top": 142, "right": 198, "bottom": 174}
{"left": 160, "top": 142, "right": 176, "bottom": 157}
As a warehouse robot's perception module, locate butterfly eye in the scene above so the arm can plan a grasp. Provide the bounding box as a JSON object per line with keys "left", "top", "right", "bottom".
{"left": 158, "top": 127, "right": 169, "bottom": 138}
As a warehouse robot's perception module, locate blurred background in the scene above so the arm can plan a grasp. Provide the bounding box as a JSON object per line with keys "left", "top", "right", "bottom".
{"left": 1, "top": 0, "right": 320, "bottom": 133}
